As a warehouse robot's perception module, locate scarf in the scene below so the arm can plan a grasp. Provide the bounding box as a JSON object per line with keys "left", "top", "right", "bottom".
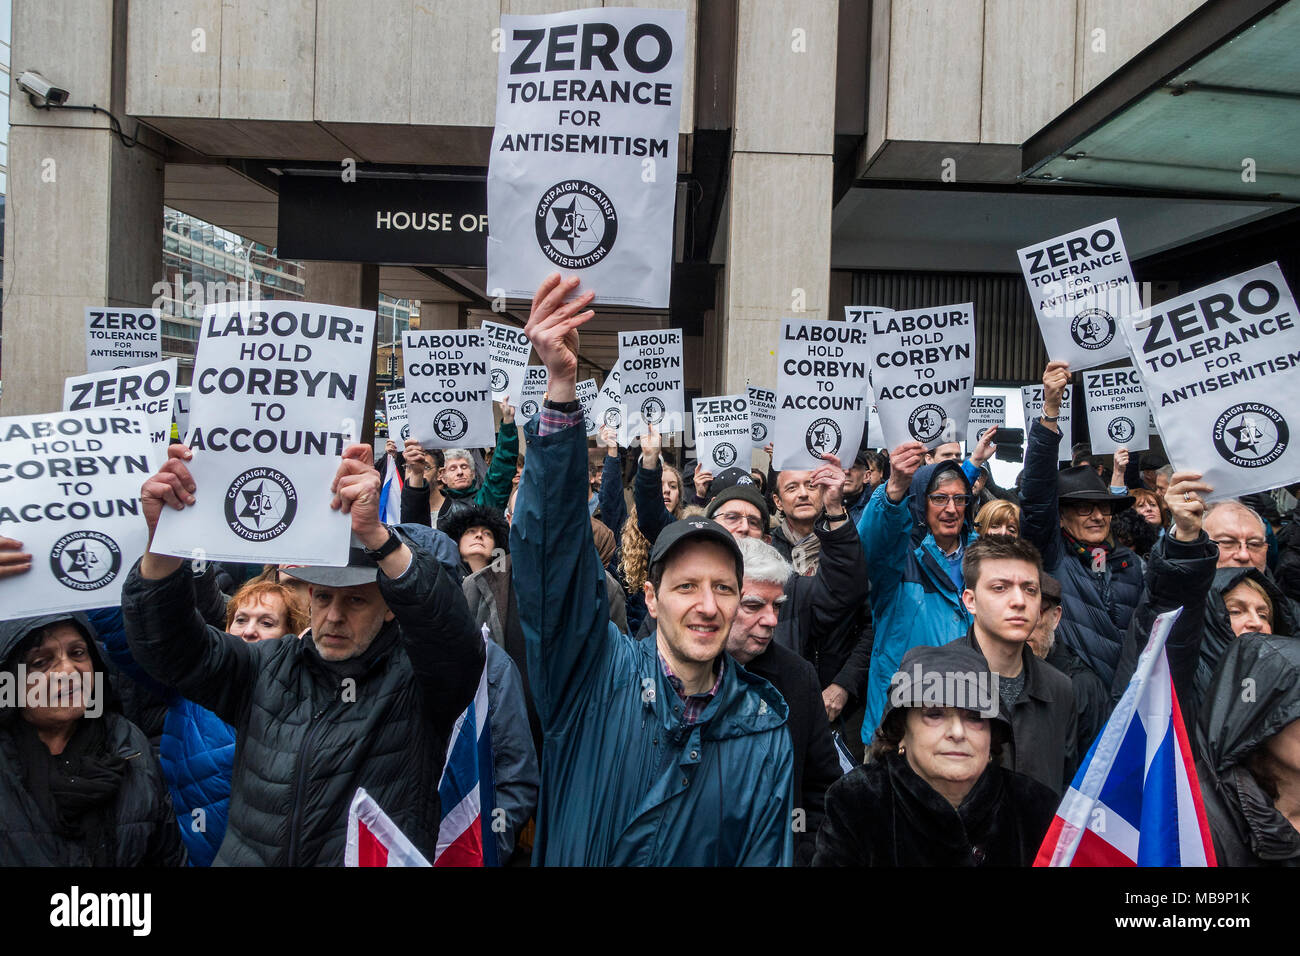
{"left": 777, "top": 519, "right": 821, "bottom": 576}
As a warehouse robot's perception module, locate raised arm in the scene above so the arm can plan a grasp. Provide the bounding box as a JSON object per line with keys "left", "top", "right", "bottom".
{"left": 1019, "top": 361, "right": 1070, "bottom": 564}
{"left": 477, "top": 404, "right": 519, "bottom": 511}
{"left": 633, "top": 422, "right": 673, "bottom": 545}
{"left": 855, "top": 441, "right": 924, "bottom": 598}
{"left": 597, "top": 425, "right": 627, "bottom": 537}
{"left": 399, "top": 439, "right": 434, "bottom": 526}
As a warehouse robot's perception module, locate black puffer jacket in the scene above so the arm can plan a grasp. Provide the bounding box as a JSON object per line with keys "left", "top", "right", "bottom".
{"left": 1197, "top": 635, "right": 1300, "bottom": 866}
{"left": 122, "top": 536, "right": 484, "bottom": 866}
{"left": 0, "top": 613, "right": 185, "bottom": 866}
{"left": 1195, "top": 567, "right": 1300, "bottom": 707}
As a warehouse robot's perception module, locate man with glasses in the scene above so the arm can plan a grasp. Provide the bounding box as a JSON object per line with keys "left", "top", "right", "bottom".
{"left": 1204, "top": 500, "right": 1271, "bottom": 572}
{"left": 1020, "top": 361, "right": 1144, "bottom": 692}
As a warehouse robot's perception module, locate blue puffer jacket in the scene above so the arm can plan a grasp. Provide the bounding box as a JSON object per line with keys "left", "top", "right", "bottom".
{"left": 512, "top": 415, "right": 794, "bottom": 866}
{"left": 160, "top": 698, "right": 235, "bottom": 867}
{"left": 856, "top": 461, "right": 978, "bottom": 741}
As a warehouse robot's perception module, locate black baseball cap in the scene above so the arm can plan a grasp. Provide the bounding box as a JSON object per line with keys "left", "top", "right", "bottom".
{"left": 649, "top": 517, "right": 744, "bottom": 583}
{"left": 705, "top": 467, "right": 767, "bottom": 519}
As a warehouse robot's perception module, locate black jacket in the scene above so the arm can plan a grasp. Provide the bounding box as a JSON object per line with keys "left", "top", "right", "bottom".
{"left": 1046, "top": 641, "right": 1109, "bottom": 768}
{"left": 1197, "top": 634, "right": 1300, "bottom": 866}
{"left": 958, "top": 632, "right": 1077, "bottom": 794}
{"left": 743, "top": 641, "right": 843, "bottom": 865}
{"left": 0, "top": 613, "right": 186, "bottom": 866}
{"left": 811, "top": 752, "right": 1057, "bottom": 866}
{"left": 122, "top": 536, "right": 484, "bottom": 866}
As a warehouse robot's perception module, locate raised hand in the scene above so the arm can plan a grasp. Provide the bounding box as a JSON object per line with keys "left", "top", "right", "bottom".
{"left": 886, "top": 441, "right": 926, "bottom": 503}
{"left": 1166, "top": 471, "right": 1213, "bottom": 543}
{"left": 811, "top": 452, "right": 847, "bottom": 514}
{"left": 524, "top": 273, "right": 596, "bottom": 402}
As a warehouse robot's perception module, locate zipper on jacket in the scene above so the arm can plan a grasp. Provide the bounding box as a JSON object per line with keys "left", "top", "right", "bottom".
{"left": 285, "top": 703, "right": 329, "bottom": 866}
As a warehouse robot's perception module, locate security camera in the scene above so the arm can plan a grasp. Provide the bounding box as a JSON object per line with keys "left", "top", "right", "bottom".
{"left": 16, "top": 70, "right": 70, "bottom": 107}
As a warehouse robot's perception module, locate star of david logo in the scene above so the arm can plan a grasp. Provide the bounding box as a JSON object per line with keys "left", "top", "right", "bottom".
{"left": 64, "top": 542, "right": 99, "bottom": 580}
{"left": 238, "top": 480, "right": 282, "bottom": 529}
{"left": 1227, "top": 416, "right": 1267, "bottom": 455}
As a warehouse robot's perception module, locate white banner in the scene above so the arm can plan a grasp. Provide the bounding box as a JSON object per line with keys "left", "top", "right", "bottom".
{"left": 84, "top": 307, "right": 162, "bottom": 373}
{"left": 486, "top": 7, "right": 686, "bottom": 308}
{"left": 481, "top": 320, "right": 533, "bottom": 403}
{"left": 404, "top": 329, "right": 496, "bottom": 450}
{"left": 63, "top": 358, "right": 177, "bottom": 471}
{"left": 590, "top": 361, "right": 626, "bottom": 441}
{"left": 693, "top": 395, "right": 750, "bottom": 472}
{"left": 174, "top": 387, "right": 191, "bottom": 442}
{"left": 1121, "top": 261, "right": 1300, "bottom": 500}
{"left": 1017, "top": 218, "right": 1138, "bottom": 370}
{"left": 1082, "top": 366, "right": 1150, "bottom": 456}
{"left": 620, "top": 330, "right": 684, "bottom": 436}
{"left": 773, "top": 319, "right": 869, "bottom": 470}
{"left": 384, "top": 388, "right": 410, "bottom": 443}
{"left": 867, "top": 304, "right": 976, "bottom": 450}
{"left": 518, "top": 366, "right": 549, "bottom": 422}
{"left": 577, "top": 378, "right": 599, "bottom": 437}
{"left": 746, "top": 385, "right": 776, "bottom": 449}
{"left": 151, "top": 302, "right": 374, "bottom": 566}
{"left": 967, "top": 394, "right": 1005, "bottom": 450}
{"left": 0, "top": 411, "right": 152, "bottom": 619}
{"left": 1021, "top": 384, "right": 1074, "bottom": 462}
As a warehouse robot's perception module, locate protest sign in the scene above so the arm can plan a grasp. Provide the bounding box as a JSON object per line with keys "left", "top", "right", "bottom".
{"left": 1082, "top": 366, "right": 1150, "bottom": 456}
{"left": 1017, "top": 218, "right": 1138, "bottom": 370}
{"left": 0, "top": 411, "right": 152, "bottom": 619}
{"left": 693, "top": 395, "right": 750, "bottom": 472}
{"left": 746, "top": 385, "right": 776, "bottom": 449}
{"left": 174, "top": 387, "right": 191, "bottom": 441}
{"left": 1021, "top": 384, "right": 1074, "bottom": 462}
{"left": 1121, "top": 261, "right": 1300, "bottom": 499}
{"left": 384, "top": 388, "right": 410, "bottom": 443}
{"left": 773, "top": 319, "right": 869, "bottom": 470}
{"left": 620, "top": 330, "right": 684, "bottom": 436}
{"left": 867, "top": 304, "right": 976, "bottom": 450}
{"left": 63, "top": 358, "right": 177, "bottom": 471}
{"left": 591, "top": 361, "right": 626, "bottom": 441}
{"left": 151, "top": 302, "right": 374, "bottom": 566}
{"left": 865, "top": 387, "right": 884, "bottom": 450}
{"left": 967, "top": 394, "right": 1005, "bottom": 450}
{"left": 845, "top": 306, "right": 891, "bottom": 323}
{"left": 486, "top": 6, "right": 686, "bottom": 308}
{"left": 518, "top": 366, "right": 549, "bottom": 421}
{"left": 85, "top": 308, "right": 162, "bottom": 373}
{"left": 404, "top": 329, "right": 496, "bottom": 450}
{"left": 481, "top": 320, "right": 533, "bottom": 402}
{"left": 577, "top": 378, "right": 599, "bottom": 437}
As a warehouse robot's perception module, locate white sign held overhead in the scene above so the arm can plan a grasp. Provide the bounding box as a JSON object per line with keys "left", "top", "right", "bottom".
{"left": 746, "top": 386, "right": 776, "bottom": 449}
{"left": 844, "top": 306, "right": 891, "bottom": 323}
{"left": 1021, "top": 384, "right": 1074, "bottom": 462}
{"left": 967, "top": 394, "right": 1006, "bottom": 450}
{"left": 1017, "top": 218, "right": 1138, "bottom": 370}
{"left": 152, "top": 302, "right": 375, "bottom": 566}
{"left": 62, "top": 358, "right": 178, "bottom": 471}
{"left": 384, "top": 389, "right": 410, "bottom": 443}
{"left": 1082, "top": 367, "right": 1150, "bottom": 456}
{"left": 620, "top": 330, "right": 684, "bottom": 437}
{"left": 404, "top": 329, "right": 496, "bottom": 450}
{"left": 1122, "top": 261, "right": 1300, "bottom": 500}
{"left": 577, "top": 378, "right": 599, "bottom": 437}
{"left": 481, "top": 320, "right": 533, "bottom": 403}
{"left": 174, "top": 387, "right": 191, "bottom": 442}
{"left": 518, "top": 366, "right": 549, "bottom": 422}
{"left": 867, "top": 304, "right": 976, "bottom": 450}
{"left": 591, "top": 361, "right": 626, "bottom": 442}
{"left": 486, "top": 7, "right": 687, "bottom": 308}
{"left": 693, "top": 395, "right": 751, "bottom": 472}
{"left": 773, "top": 319, "right": 869, "bottom": 471}
{"left": 84, "top": 308, "right": 162, "bottom": 373}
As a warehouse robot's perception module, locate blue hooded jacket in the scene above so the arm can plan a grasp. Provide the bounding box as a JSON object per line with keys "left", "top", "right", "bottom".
{"left": 856, "top": 460, "right": 978, "bottom": 741}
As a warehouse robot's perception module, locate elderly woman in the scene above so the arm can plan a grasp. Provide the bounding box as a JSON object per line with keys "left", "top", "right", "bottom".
{"left": 442, "top": 504, "right": 511, "bottom": 576}
{"left": 813, "top": 644, "right": 1056, "bottom": 866}
{"left": 0, "top": 613, "right": 185, "bottom": 865}
{"left": 975, "top": 499, "right": 1021, "bottom": 538}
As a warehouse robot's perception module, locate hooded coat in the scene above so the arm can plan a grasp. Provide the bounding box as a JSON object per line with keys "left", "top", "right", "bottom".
{"left": 856, "top": 460, "right": 979, "bottom": 739}
{"left": 400, "top": 421, "right": 520, "bottom": 529}
{"left": 1197, "top": 635, "right": 1300, "bottom": 866}
{"left": 0, "top": 614, "right": 185, "bottom": 866}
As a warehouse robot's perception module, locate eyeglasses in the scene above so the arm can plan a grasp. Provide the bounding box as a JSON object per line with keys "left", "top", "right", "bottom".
{"left": 1063, "top": 501, "right": 1114, "bottom": 517}
{"left": 926, "top": 494, "right": 972, "bottom": 508}
{"left": 714, "top": 511, "right": 765, "bottom": 530}
{"left": 1211, "top": 537, "right": 1268, "bottom": 553}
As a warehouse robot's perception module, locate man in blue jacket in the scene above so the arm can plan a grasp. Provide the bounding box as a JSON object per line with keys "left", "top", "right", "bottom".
{"left": 857, "top": 440, "right": 979, "bottom": 741}
{"left": 512, "top": 273, "right": 794, "bottom": 866}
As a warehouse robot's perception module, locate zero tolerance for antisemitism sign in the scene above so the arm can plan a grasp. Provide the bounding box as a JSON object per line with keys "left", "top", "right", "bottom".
{"left": 384, "top": 389, "right": 410, "bottom": 443}
{"left": 481, "top": 320, "right": 533, "bottom": 402}
{"left": 63, "top": 359, "right": 178, "bottom": 471}
{"left": 620, "top": 330, "right": 684, "bottom": 436}
{"left": 0, "top": 411, "right": 152, "bottom": 619}
{"left": 693, "top": 395, "right": 750, "bottom": 471}
{"left": 403, "top": 330, "right": 496, "bottom": 450}
{"left": 1123, "top": 261, "right": 1300, "bottom": 500}
{"left": 1022, "top": 384, "right": 1074, "bottom": 462}
{"left": 1018, "top": 218, "right": 1138, "bottom": 371}
{"left": 1082, "top": 367, "right": 1150, "bottom": 456}
{"left": 746, "top": 386, "right": 775, "bottom": 449}
{"left": 85, "top": 308, "right": 162, "bottom": 373}
{"left": 486, "top": 7, "right": 687, "bottom": 308}
{"left": 519, "top": 366, "right": 549, "bottom": 421}
{"left": 151, "top": 302, "right": 374, "bottom": 567}
{"left": 773, "top": 320, "right": 869, "bottom": 471}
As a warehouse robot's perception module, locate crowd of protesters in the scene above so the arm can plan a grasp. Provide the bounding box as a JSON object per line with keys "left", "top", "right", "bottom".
{"left": 3, "top": 273, "right": 1300, "bottom": 867}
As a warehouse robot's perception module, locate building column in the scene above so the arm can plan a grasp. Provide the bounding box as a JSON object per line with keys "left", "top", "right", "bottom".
{"left": 302, "top": 261, "right": 380, "bottom": 444}
{"left": 2, "top": 2, "right": 164, "bottom": 415}
{"left": 721, "top": 0, "right": 838, "bottom": 395}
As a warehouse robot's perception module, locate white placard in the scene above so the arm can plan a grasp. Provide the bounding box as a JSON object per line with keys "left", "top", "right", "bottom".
{"left": 693, "top": 395, "right": 750, "bottom": 472}
{"left": 867, "top": 304, "right": 976, "bottom": 450}
{"left": 865, "top": 386, "right": 884, "bottom": 450}
{"left": 404, "top": 329, "right": 496, "bottom": 450}
{"left": 63, "top": 358, "right": 177, "bottom": 471}
{"left": 773, "top": 319, "right": 869, "bottom": 470}
{"left": 967, "top": 394, "right": 1006, "bottom": 450}
{"left": 1121, "top": 261, "right": 1300, "bottom": 500}
{"left": 1083, "top": 366, "right": 1150, "bottom": 456}
{"left": 486, "top": 7, "right": 687, "bottom": 308}
{"left": 173, "top": 387, "right": 191, "bottom": 442}
{"left": 746, "top": 385, "right": 776, "bottom": 449}
{"left": 845, "top": 306, "right": 891, "bottom": 323}
{"left": 151, "top": 302, "right": 374, "bottom": 566}
{"left": 1021, "top": 384, "right": 1074, "bottom": 462}
{"left": 384, "top": 388, "right": 410, "bottom": 443}
{"left": 481, "top": 320, "right": 533, "bottom": 402}
{"left": 84, "top": 307, "right": 162, "bottom": 373}
{"left": 1017, "top": 218, "right": 1138, "bottom": 370}
{"left": 518, "top": 366, "right": 549, "bottom": 422}
{"left": 0, "top": 411, "right": 153, "bottom": 619}
{"left": 590, "top": 361, "right": 626, "bottom": 441}
{"left": 577, "top": 378, "right": 599, "bottom": 437}
{"left": 620, "top": 330, "right": 684, "bottom": 436}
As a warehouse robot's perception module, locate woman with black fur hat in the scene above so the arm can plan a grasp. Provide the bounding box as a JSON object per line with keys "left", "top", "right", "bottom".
{"left": 442, "top": 504, "right": 511, "bottom": 576}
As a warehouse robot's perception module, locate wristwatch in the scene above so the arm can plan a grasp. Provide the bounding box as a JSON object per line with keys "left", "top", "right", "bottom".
{"left": 1041, "top": 413, "right": 1060, "bottom": 422}
{"left": 363, "top": 527, "right": 403, "bottom": 561}
{"left": 544, "top": 396, "right": 582, "bottom": 413}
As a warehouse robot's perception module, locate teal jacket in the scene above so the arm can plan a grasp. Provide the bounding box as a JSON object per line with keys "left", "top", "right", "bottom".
{"left": 511, "top": 415, "right": 794, "bottom": 866}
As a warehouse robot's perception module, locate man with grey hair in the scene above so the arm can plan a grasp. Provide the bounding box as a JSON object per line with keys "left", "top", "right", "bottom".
{"left": 1203, "top": 499, "right": 1270, "bottom": 572}
{"left": 401, "top": 404, "right": 519, "bottom": 529}
{"left": 726, "top": 536, "right": 843, "bottom": 865}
